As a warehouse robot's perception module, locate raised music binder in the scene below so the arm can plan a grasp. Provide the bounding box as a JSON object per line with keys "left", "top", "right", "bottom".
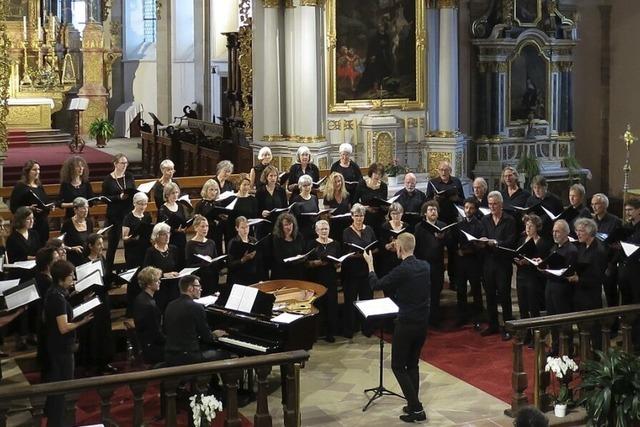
{"left": 283, "top": 248, "right": 316, "bottom": 263}
{"left": 325, "top": 252, "right": 355, "bottom": 263}
{"left": 117, "top": 267, "right": 140, "bottom": 283}
{"left": 423, "top": 220, "right": 459, "bottom": 233}
{"left": 136, "top": 180, "right": 157, "bottom": 194}
{"left": 86, "top": 196, "right": 112, "bottom": 204}
{"left": 76, "top": 259, "right": 104, "bottom": 281}
{"left": 215, "top": 191, "right": 236, "bottom": 203}
{"left": 225, "top": 284, "right": 259, "bottom": 313}
{"left": 346, "top": 240, "right": 378, "bottom": 252}
{"left": 29, "top": 189, "right": 55, "bottom": 210}
{"left": 72, "top": 296, "right": 101, "bottom": 320}
{"left": 74, "top": 269, "right": 103, "bottom": 293}
{"left": 97, "top": 224, "right": 114, "bottom": 235}
{"left": 195, "top": 254, "right": 228, "bottom": 264}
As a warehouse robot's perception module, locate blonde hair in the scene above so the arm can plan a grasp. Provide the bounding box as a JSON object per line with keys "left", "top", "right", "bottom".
{"left": 323, "top": 172, "right": 348, "bottom": 202}
{"left": 200, "top": 179, "right": 220, "bottom": 199}
{"left": 396, "top": 232, "right": 415, "bottom": 253}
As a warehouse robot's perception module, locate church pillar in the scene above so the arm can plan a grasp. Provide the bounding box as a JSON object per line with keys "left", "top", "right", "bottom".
{"left": 78, "top": 23, "right": 108, "bottom": 134}
{"left": 426, "top": 1, "right": 439, "bottom": 133}
{"left": 194, "top": 0, "right": 212, "bottom": 121}
{"left": 257, "top": 0, "right": 282, "bottom": 141}
{"left": 156, "top": 1, "right": 172, "bottom": 122}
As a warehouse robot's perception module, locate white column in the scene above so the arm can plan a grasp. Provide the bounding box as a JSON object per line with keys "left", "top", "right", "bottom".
{"left": 427, "top": 5, "right": 439, "bottom": 133}
{"left": 437, "top": 1, "right": 458, "bottom": 133}
{"left": 194, "top": 0, "right": 211, "bottom": 121}
{"left": 259, "top": 1, "right": 282, "bottom": 139}
{"left": 283, "top": 3, "right": 296, "bottom": 138}
{"left": 295, "top": 2, "right": 320, "bottom": 138}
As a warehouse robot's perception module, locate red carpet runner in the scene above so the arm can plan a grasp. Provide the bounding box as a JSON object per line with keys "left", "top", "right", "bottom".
{"left": 418, "top": 325, "right": 536, "bottom": 403}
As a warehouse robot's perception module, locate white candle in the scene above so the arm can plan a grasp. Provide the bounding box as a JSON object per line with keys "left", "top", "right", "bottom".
{"left": 23, "top": 17, "right": 27, "bottom": 40}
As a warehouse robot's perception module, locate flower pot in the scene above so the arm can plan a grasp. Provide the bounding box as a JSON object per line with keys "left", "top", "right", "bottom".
{"left": 387, "top": 176, "right": 398, "bottom": 186}
{"left": 554, "top": 403, "right": 567, "bottom": 417}
{"left": 96, "top": 135, "right": 107, "bottom": 148}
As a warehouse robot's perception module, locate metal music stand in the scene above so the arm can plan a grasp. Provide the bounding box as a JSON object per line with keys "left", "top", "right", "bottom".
{"left": 355, "top": 298, "right": 405, "bottom": 412}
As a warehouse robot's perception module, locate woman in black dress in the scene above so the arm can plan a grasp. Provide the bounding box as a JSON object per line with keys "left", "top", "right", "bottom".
{"left": 58, "top": 156, "right": 94, "bottom": 219}
{"left": 290, "top": 175, "right": 320, "bottom": 240}
{"left": 287, "top": 146, "right": 320, "bottom": 197}
{"left": 142, "top": 223, "right": 181, "bottom": 312}
{"left": 101, "top": 153, "right": 136, "bottom": 273}
{"left": 323, "top": 172, "right": 352, "bottom": 242}
{"left": 256, "top": 165, "right": 288, "bottom": 236}
{"left": 378, "top": 202, "right": 408, "bottom": 277}
{"left": 194, "top": 179, "right": 226, "bottom": 254}
{"left": 157, "top": 182, "right": 191, "bottom": 255}
{"left": 306, "top": 220, "right": 341, "bottom": 342}
{"left": 151, "top": 159, "right": 176, "bottom": 205}
{"left": 214, "top": 160, "right": 236, "bottom": 194}
{"left": 227, "top": 174, "right": 258, "bottom": 238}
{"left": 77, "top": 233, "right": 116, "bottom": 374}
{"left": 330, "top": 142, "right": 362, "bottom": 204}
{"left": 43, "top": 260, "right": 94, "bottom": 427}
{"left": 341, "top": 203, "right": 377, "bottom": 338}
{"left": 61, "top": 197, "right": 94, "bottom": 266}
{"left": 355, "top": 162, "right": 388, "bottom": 237}
{"left": 122, "top": 192, "right": 153, "bottom": 269}
{"left": 271, "top": 213, "right": 306, "bottom": 280}
{"left": 185, "top": 215, "right": 220, "bottom": 295}
{"left": 10, "top": 160, "right": 52, "bottom": 242}
{"left": 227, "top": 216, "right": 260, "bottom": 286}
{"left": 249, "top": 147, "right": 273, "bottom": 191}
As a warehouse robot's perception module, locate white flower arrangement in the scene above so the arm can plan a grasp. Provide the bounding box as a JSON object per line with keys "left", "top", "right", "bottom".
{"left": 545, "top": 355, "right": 579, "bottom": 405}
{"left": 189, "top": 393, "right": 223, "bottom": 427}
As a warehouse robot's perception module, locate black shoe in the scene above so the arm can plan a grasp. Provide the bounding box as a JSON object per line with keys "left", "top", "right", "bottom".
{"left": 402, "top": 405, "right": 422, "bottom": 414}
{"left": 399, "top": 410, "right": 427, "bottom": 423}
{"left": 501, "top": 331, "right": 512, "bottom": 341}
{"left": 473, "top": 322, "right": 482, "bottom": 331}
{"left": 480, "top": 327, "right": 498, "bottom": 337}
{"left": 324, "top": 335, "right": 336, "bottom": 343}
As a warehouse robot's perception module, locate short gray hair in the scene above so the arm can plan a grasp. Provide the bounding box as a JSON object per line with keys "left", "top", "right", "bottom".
{"left": 133, "top": 192, "right": 149, "bottom": 205}
{"left": 570, "top": 183, "right": 585, "bottom": 199}
{"left": 531, "top": 175, "right": 547, "bottom": 189}
{"left": 554, "top": 219, "right": 570, "bottom": 234}
{"left": 257, "top": 146, "right": 272, "bottom": 160}
{"left": 315, "top": 219, "right": 329, "bottom": 230}
{"left": 473, "top": 177, "right": 488, "bottom": 191}
{"left": 296, "top": 146, "right": 311, "bottom": 162}
{"left": 151, "top": 222, "right": 171, "bottom": 242}
{"left": 160, "top": 159, "right": 174, "bottom": 172}
{"left": 339, "top": 143, "right": 353, "bottom": 154}
{"left": 217, "top": 160, "right": 234, "bottom": 174}
{"left": 574, "top": 217, "right": 597, "bottom": 236}
{"left": 487, "top": 190, "right": 503, "bottom": 204}
{"left": 73, "top": 197, "right": 88, "bottom": 209}
{"left": 351, "top": 203, "right": 367, "bottom": 216}
{"left": 298, "top": 174, "right": 312, "bottom": 186}
{"left": 592, "top": 193, "right": 609, "bottom": 209}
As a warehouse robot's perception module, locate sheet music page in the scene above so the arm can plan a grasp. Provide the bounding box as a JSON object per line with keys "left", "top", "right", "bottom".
{"left": 0, "top": 279, "right": 21, "bottom": 295}
{"left": 544, "top": 268, "right": 568, "bottom": 277}
{"left": 74, "top": 270, "right": 103, "bottom": 293}
{"left": 195, "top": 254, "right": 213, "bottom": 263}
{"left": 72, "top": 297, "right": 101, "bottom": 319}
{"left": 6, "top": 260, "right": 37, "bottom": 270}
{"left": 76, "top": 260, "right": 102, "bottom": 281}
{"left": 355, "top": 297, "right": 399, "bottom": 318}
{"left": 137, "top": 180, "right": 156, "bottom": 193}
{"left": 194, "top": 295, "right": 218, "bottom": 306}
{"left": 225, "top": 198, "right": 238, "bottom": 210}
{"left": 178, "top": 267, "right": 199, "bottom": 277}
{"left": 237, "top": 286, "right": 258, "bottom": 313}
{"left": 216, "top": 191, "right": 236, "bottom": 202}
{"left": 225, "top": 284, "right": 246, "bottom": 311}
{"left": 621, "top": 241, "right": 640, "bottom": 257}
{"left": 118, "top": 268, "right": 138, "bottom": 283}
{"left": 272, "top": 312, "right": 303, "bottom": 324}
{"left": 5, "top": 285, "right": 40, "bottom": 311}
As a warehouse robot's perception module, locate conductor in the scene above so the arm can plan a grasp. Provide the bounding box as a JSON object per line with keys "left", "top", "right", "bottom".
{"left": 363, "top": 233, "right": 430, "bottom": 423}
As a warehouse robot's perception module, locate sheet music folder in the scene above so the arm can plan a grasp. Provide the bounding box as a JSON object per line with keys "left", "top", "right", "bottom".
{"left": 215, "top": 284, "right": 275, "bottom": 316}
{"left": 355, "top": 297, "right": 399, "bottom": 320}
{"left": 0, "top": 279, "right": 39, "bottom": 312}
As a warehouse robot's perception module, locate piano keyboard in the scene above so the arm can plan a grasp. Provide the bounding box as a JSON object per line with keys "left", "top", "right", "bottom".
{"left": 218, "top": 336, "right": 269, "bottom": 353}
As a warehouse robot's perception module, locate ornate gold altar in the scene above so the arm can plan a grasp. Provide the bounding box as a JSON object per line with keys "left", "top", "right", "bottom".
{"left": 2, "top": 0, "right": 120, "bottom": 132}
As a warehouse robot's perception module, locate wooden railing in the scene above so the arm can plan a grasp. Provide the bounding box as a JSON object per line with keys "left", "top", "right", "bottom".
{"left": 503, "top": 304, "right": 640, "bottom": 417}
{"left": 0, "top": 350, "right": 310, "bottom": 427}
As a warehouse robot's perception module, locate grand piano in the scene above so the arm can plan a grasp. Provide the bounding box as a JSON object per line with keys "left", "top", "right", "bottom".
{"left": 206, "top": 280, "right": 326, "bottom": 355}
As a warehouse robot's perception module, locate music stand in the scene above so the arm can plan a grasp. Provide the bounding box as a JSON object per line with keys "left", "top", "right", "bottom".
{"left": 68, "top": 97, "right": 89, "bottom": 153}
{"left": 355, "top": 298, "right": 405, "bottom": 412}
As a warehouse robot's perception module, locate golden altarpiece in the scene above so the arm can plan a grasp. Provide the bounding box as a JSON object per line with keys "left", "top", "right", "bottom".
{"left": 1, "top": 0, "right": 120, "bottom": 133}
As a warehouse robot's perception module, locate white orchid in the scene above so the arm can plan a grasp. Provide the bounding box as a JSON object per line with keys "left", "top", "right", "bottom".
{"left": 545, "top": 356, "right": 579, "bottom": 405}
{"left": 190, "top": 393, "right": 223, "bottom": 427}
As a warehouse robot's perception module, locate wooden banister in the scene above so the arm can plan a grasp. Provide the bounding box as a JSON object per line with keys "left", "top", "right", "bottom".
{"left": 503, "top": 304, "right": 640, "bottom": 417}
{"left": 0, "top": 350, "right": 309, "bottom": 427}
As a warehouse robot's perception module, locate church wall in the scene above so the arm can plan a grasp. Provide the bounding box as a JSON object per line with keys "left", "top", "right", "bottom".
{"left": 123, "top": 60, "right": 158, "bottom": 122}
{"left": 608, "top": 2, "right": 640, "bottom": 196}
{"left": 171, "top": 0, "right": 196, "bottom": 120}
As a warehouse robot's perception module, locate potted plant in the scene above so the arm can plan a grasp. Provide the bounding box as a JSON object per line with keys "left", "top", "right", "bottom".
{"left": 545, "top": 355, "right": 579, "bottom": 417}
{"left": 578, "top": 348, "right": 640, "bottom": 426}
{"left": 89, "top": 117, "right": 115, "bottom": 148}
{"left": 385, "top": 159, "right": 408, "bottom": 185}
{"left": 189, "top": 393, "right": 223, "bottom": 427}
{"left": 516, "top": 152, "right": 540, "bottom": 189}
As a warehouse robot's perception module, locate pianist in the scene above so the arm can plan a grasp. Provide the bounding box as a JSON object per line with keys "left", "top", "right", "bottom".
{"left": 163, "top": 275, "right": 229, "bottom": 366}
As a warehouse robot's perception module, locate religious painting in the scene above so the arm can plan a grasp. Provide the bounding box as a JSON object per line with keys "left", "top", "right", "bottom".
{"left": 513, "top": 0, "right": 542, "bottom": 27}
{"left": 327, "top": 0, "right": 425, "bottom": 113}
{"left": 509, "top": 43, "right": 548, "bottom": 122}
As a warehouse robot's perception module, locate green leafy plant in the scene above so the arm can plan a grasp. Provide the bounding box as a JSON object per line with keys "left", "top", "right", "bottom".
{"left": 88, "top": 117, "right": 115, "bottom": 144}
{"left": 578, "top": 348, "right": 640, "bottom": 427}
{"left": 385, "top": 159, "right": 408, "bottom": 177}
{"left": 563, "top": 155, "right": 582, "bottom": 182}
{"left": 517, "top": 152, "right": 540, "bottom": 188}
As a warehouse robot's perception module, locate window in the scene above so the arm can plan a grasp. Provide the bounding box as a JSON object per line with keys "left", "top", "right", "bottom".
{"left": 143, "top": 0, "right": 156, "bottom": 43}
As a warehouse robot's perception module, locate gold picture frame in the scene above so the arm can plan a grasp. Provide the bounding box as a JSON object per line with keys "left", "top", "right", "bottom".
{"left": 513, "top": 0, "right": 543, "bottom": 28}
{"left": 326, "top": 0, "right": 426, "bottom": 113}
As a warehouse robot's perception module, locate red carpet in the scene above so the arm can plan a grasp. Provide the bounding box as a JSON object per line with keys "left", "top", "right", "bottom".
{"left": 7, "top": 131, "right": 29, "bottom": 148}
{"left": 418, "top": 326, "right": 536, "bottom": 403}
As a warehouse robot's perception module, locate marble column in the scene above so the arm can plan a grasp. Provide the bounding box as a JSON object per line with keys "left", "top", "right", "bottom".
{"left": 194, "top": 0, "right": 212, "bottom": 121}
{"left": 437, "top": 0, "right": 458, "bottom": 134}
{"left": 156, "top": 0, "right": 172, "bottom": 122}
{"left": 257, "top": 0, "right": 282, "bottom": 141}
{"left": 427, "top": 1, "right": 439, "bottom": 133}
{"left": 283, "top": 1, "right": 296, "bottom": 138}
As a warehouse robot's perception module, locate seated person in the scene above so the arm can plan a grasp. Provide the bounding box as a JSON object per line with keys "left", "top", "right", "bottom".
{"left": 133, "top": 266, "right": 166, "bottom": 365}
{"left": 163, "top": 275, "right": 230, "bottom": 366}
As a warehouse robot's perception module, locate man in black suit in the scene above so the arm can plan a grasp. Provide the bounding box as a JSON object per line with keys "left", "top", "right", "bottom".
{"left": 394, "top": 173, "right": 426, "bottom": 232}
{"left": 164, "top": 275, "right": 229, "bottom": 366}
{"left": 480, "top": 191, "right": 517, "bottom": 341}
{"left": 364, "top": 233, "right": 430, "bottom": 424}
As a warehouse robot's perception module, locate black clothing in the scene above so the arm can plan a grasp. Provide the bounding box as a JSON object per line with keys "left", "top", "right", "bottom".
{"left": 151, "top": 180, "right": 168, "bottom": 205}
{"left": 393, "top": 188, "right": 427, "bottom": 232}
{"left": 194, "top": 199, "right": 226, "bottom": 252}
{"left": 227, "top": 196, "right": 258, "bottom": 240}
{"left": 426, "top": 176, "right": 465, "bottom": 225}
{"left": 619, "top": 221, "right": 640, "bottom": 347}
{"left": 6, "top": 230, "right": 40, "bottom": 263}
{"left": 164, "top": 294, "right": 225, "bottom": 365}
{"left": 501, "top": 187, "right": 530, "bottom": 208}
{"left": 526, "top": 193, "right": 564, "bottom": 237}
{"left": 251, "top": 163, "right": 270, "bottom": 190}
{"left": 574, "top": 239, "right": 607, "bottom": 311}
{"left": 157, "top": 203, "right": 190, "bottom": 254}
{"left": 288, "top": 163, "right": 320, "bottom": 193}
{"left": 355, "top": 180, "right": 388, "bottom": 235}
{"left": 143, "top": 245, "right": 182, "bottom": 312}
{"left": 185, "top": 239, "right": 219, "bottom": 295}
{"left": 214, "top": 177, "right": 235, "bottom": 194}
{"left": 58, "top": 181, "right": 94, "bottom": 218}
{"left": 102, "top": 172, "right": 136, "bottom": 272}
{"left": 330, "top": 160, "right": 362, "bottom": 204}
{"left": 516, "top": 236, "right": 552, "bottom": 319}
{"left": 306, "top": 240, "right": 341, "bottom": 338}
{"left": 369, "top": 255, "right": 430, "bottom": 413}
{"left": 60, "top": 218, "right": 94, "bottom": 266}
{"left": 290, "top": 194, "right": 320, "bottom": 240}
{"left": 271, "top": 235, "right": 307, "bottom": 280}
{"left": 481, "top": 212, "right": 517, "bottom": 330}
{"left": 454, "top": 216, "right": 485, "bottom": 322}
{"left": 133, "top": 291, "right": 165, "bottom": 364}
{"left": 227, "top": 236, "right": 260, "bottom": 286}
{"left": 10, "top": 182, "right": 51, "bottom": 242}
{"left": 44, "top": 286, "right": 75, "bottom": 354}
{"left": 414, "top": 220, "right": 447, "bottom": 324}
{"left": 377, "top": 222, "right": 408, "bottom": 277}
{"left": 324, "top": 197, "right": 352, "bottom": 242}
{"left": 122, "top": 212, "right": 153, "bottom": 269}
{"left": 256, "top": 185, "right": 288, "bottom": 239}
